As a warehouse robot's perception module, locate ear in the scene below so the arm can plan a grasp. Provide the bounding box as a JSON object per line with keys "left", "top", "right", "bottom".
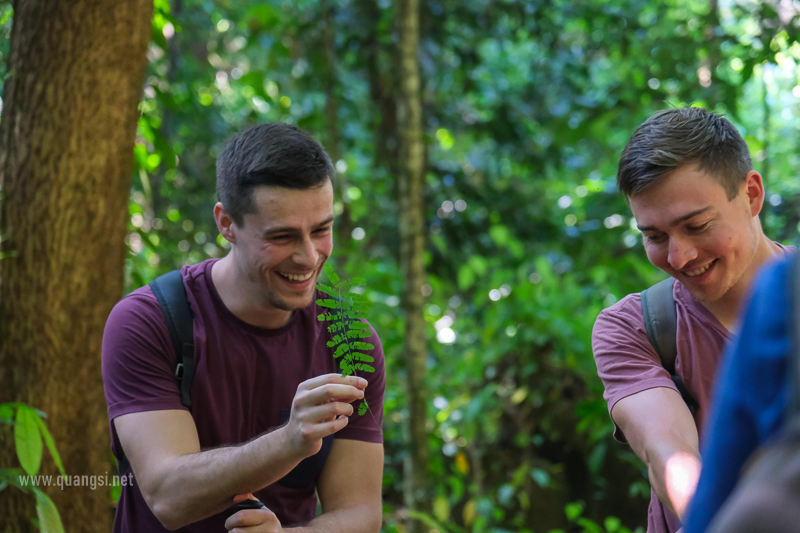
{"left": 214, "top": 202, "right": 237, "bottom": 245}
{"left": 741, "top": 170, "right": 765, "bottom": 218}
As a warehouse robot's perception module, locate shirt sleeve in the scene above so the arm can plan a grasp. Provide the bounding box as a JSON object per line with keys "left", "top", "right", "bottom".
{"left": 335, "top": 322, "right": 385, "bottom": 444}
{"left": 102, "top": 287, "right": 187, "bottom": 422}
{"left": 684, "top": 258, "right": 792, "bottom": 533}
{"left": 592, "top": 293, "right": 679, "bottom": 441}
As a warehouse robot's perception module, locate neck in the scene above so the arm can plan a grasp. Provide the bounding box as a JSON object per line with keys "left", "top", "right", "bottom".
{"left": 700, "top": 234, "right": 783, "bottom": 332}
{"left": 211, "top": 254, "right": 293, "bottom": 329}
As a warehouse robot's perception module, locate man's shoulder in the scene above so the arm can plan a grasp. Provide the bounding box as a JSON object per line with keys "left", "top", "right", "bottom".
{"left": 594, "top": 292, "right": 644, "bottom": 332}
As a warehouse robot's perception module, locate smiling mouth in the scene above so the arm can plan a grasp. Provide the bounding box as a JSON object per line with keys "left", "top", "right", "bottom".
{"left": 684, "top": 259, "right": 716, "bottom": 277}
{"left": 278, "top": 271, "right": 314, "bottom": 282}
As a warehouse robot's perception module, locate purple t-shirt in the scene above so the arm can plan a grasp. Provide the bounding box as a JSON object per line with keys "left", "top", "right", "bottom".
{"left": 592, "top": 280, "right": 728, "bottom": 533}
{"left": 102, "top": 259, "right": 385, "bottom": 532}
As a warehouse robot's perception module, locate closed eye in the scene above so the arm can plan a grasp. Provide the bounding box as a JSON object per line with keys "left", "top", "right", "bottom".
{"left": 687, "top": 222, "right": 709, "bottom": 233}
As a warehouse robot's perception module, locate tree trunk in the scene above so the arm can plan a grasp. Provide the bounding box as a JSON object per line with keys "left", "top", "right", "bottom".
{"left": 0, "top": 0, "right": 152, "bottom": 531}
{"left": 320, "top": 0, "right": 353, "bottom": 250}
{"left": 396, "top": 0, "right": 428, "bottom": 531}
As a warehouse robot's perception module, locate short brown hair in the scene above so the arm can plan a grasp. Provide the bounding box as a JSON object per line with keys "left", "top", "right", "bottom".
{"left": 617, "top": 107, "right": 752, "bottom": 200}
{"left": 216, "top": 122, "right": 334, "bottom": 226}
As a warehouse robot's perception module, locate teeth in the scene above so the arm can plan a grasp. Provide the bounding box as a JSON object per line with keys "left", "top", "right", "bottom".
{"left": 280, "top": 271, "right": 313, "bottom": 282}
{"left": 685, "top": 262, "right": 712, "bottom": 277}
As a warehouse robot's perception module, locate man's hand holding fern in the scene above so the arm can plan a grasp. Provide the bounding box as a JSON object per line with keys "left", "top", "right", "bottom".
{"left": 282, "top": 374, "right": 368, "bottom": 458}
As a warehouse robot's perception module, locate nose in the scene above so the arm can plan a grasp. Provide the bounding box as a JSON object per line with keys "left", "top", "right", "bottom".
{"left": 293, "top": 235, "right": 319, "bottom": 268}
{"left": 667, "top": 235, "right": 697, "bottom": 270}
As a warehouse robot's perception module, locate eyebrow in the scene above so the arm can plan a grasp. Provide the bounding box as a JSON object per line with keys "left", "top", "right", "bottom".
{"left": 260, "top": 216, "right": 336, "bottom": 237}
{"left": 637, "top": 207, "right": 712, "bottom": 232}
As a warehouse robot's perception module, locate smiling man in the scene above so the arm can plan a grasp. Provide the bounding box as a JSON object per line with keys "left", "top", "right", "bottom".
{"left": 102, "top": 123, "right": 385, "bottom": 533}
{"left": 591, "top": 107, "right": 792, "bottom": 533}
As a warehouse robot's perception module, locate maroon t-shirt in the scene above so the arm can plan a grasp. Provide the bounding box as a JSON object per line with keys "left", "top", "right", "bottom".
{"left": 102, "top": 259, "right": 385, "bottom": 533}
{"left": 592, "top": 280, "right": 728, "bottom": 533}
{"left": 592, "top": 245, "right": 794, "bottom": 533}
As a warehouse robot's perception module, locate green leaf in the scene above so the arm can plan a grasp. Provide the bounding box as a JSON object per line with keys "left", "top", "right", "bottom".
{"left": 15, "top": 406, "right": 43, "bottom": 477}
{"left": 346, "top": 329, "right": 374, "bottom": 339}
{"left": 316, "top": 283, "right": 339, "bottom": 297}
{"left": 324, "top": 263, "right": 339, "bottom": 285}
{"left": 576, "top": 517, "right": 604, "bottom": 533}
{"left": 531, "top": 468, "right": 550, "bottom": 487}
{"left": 347, "top": 321, "right": 371, "bottom": 330}
{"left": 565, "top": 502, "right": 584, "bottom": 521}
{"left": 349, "top": 341, "right": 375, "bottom": 351}
{"left": 355, "top": 364, "right": 375, "bottom": 372}
{"left": 333, "top": 344, "right": 349, "bottom": 358}
{"left": 351, "top": 352, "right": 375, "bottom": 363}
{"left": 0, "top": 8, "right": 13, "bottom": 26}
{"left": 316, "top": 298, "right": 343, "bottom": 310}
{"left": 358, "top": 401, "right": 369, "bottom": 416}
{"left": 0, "top": 403, "right": 14, "bottom": 424}
{"left": 604, "top": 516, "right": 621, "bottom": 532}
{"left": 33, "top": 416, "right": 65, "bottom": 477}
{"left": 33, "top": 488, "right": 65, "bottom": 533}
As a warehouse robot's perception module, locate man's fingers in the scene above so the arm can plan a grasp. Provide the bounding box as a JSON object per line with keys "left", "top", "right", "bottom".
{"left": 299, "top": 373, "right": 368, "bottom": 392}
{"left": 232, "top": 493, "right": 254, "bottom": 504}
{"left": 225, "top": 507, "right": 279, "bottom": 530}
{"left": 294, "top": 383, "right": 364, "bottom": 410}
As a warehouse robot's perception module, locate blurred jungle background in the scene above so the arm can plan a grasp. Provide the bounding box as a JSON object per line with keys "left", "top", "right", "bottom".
{"left": 1, "top": 0, "right": 800, "bottom": 532}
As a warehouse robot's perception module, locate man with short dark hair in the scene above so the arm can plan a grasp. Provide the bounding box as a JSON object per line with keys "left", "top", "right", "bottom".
{"left": 591, "top": 107, "right": 792, "bottom": 533}
{"left": 102, "top": 122, "right": 385, "bottom": 533}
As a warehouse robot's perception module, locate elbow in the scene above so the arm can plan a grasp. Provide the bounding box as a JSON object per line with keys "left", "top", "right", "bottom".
{"left": 151, "top": 500, "right": 190, "bottom": 531}
{"left": 144, "top": 485, "right": 191, "bottom": 531}
{"left": 150, "top": 498, "right": 184, "bottom": 531}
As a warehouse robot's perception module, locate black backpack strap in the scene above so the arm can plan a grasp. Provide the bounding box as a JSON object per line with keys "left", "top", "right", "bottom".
{"left": 150, "top": 270, "right": 195, "bottom": 409}
{"left": 790, "top": 253, "right": 800, "bottom": 416}
{"left": 641, "top": 278, "right": 700, "bottom": 414}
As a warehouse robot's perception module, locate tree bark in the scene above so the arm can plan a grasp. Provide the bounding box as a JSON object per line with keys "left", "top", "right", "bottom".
{"left": 0, "top": 0, "right": 152, "bottom": 531}
{"left": 396, "top": 0, "right": 428, "bottom": 531}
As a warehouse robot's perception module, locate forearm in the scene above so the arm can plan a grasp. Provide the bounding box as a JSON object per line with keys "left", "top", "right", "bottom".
{"left": 148, "top": 427, "right": 303, "bottom": 529}
{"left": 645, "top": 440, "right": 702, "bottom": 520}
{"left": 286, "top": 502, "right": 382, "bottom": 533}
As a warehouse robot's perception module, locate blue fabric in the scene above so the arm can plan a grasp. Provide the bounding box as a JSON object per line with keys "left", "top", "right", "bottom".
{"left": 684, "top": 256, "right": 794, "bottom": 533}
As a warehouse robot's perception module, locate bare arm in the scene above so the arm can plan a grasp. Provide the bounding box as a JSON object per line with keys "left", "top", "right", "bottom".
{"left": 223, "top": 439, "right": 384, "bottom": 533}
{"left": 297, "top": 439, "right": 383, "bottom": 533}
{"left": 613, "top": 387, "right": 701, "bottom": 520}
{"left": 115, "top": 374, "right": 367, "bottom": 530}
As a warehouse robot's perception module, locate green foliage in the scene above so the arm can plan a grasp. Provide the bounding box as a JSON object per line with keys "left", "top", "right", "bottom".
{"left": 317, "top": 263, "right": 376, "bottom": 416}
{"left": 44, "top": 0, "right": 800, "bottom": 530}
{"left": 1, "top": 403, "right": 66, "bottom": 533}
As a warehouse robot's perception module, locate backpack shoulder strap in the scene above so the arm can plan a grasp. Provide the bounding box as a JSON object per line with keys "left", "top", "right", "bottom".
{"left": 789, "top": 254, "right": 800, "bottom": 416}
{"left": 641, "top": 277, "right": 700, "bottom": 413}
{"left": 640, "top": 278, "right": 678, "bottom": 371}
{"left": 150, "top": 270, "right": 195, "bottom": 409}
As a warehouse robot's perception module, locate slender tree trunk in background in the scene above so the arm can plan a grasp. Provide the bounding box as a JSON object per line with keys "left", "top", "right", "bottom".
{"left": 321, "top": 0, "right": 353, "bottom": 249}
{"left": 0, "top": 0, "right": 152, "bottom": 531}
{"left": 396, "top": 0, "right": 428, "bottom": 531}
